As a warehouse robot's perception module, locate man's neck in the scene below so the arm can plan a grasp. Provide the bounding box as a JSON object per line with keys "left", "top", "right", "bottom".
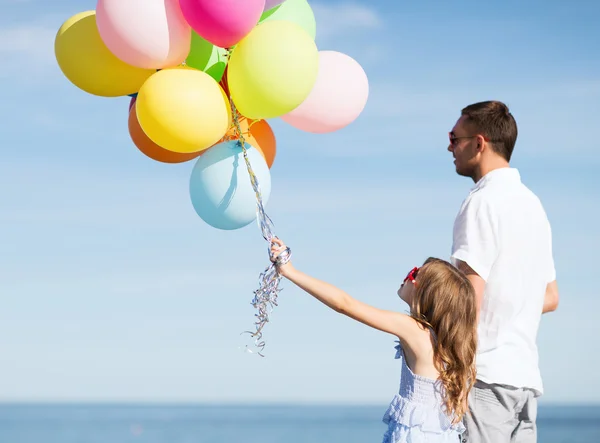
{"left": 472, "top": 158, "right": 510, "bottom": 183}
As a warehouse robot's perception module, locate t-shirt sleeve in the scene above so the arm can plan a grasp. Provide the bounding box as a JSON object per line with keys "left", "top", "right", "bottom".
{"left": 451, "top": 195, "right": 499, "bottom": 281}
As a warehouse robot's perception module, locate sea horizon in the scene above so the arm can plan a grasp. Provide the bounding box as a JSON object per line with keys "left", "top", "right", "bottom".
{"left": 1, "top": 400, "right": 599, "bottom": 406}
{"left": 1, "top": 402, "right": 598, "bottom": 442}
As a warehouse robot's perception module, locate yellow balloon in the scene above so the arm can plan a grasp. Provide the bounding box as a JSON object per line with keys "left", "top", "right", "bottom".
{"left": 136, "top": 67, "right": 232, "bottom": 154}
{"left": 55, "top": 11, "right": 155, "bottom": 97}
{"left": 228, "top": 20, "right": 318, "bottom": 119}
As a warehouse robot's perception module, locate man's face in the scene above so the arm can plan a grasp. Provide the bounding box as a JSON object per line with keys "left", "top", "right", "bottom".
{"left": 448, "top": 115, "right": 480, "bottom": 179}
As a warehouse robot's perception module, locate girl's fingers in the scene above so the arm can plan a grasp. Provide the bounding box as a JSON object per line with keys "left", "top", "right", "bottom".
{"left": 271, "top": 239, "right": 286, "bottom": 250}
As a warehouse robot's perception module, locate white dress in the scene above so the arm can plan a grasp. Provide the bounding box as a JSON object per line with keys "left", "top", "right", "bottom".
{"left": 381, "top": 342, "right": 466, "bottom": 443}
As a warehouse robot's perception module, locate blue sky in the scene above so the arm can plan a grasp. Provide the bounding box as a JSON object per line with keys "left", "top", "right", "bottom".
{"left": 0, "top": 0, "right": 599, "bottom": 405}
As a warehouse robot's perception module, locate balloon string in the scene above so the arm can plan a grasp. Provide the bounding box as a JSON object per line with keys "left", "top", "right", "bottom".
{"left": 229, "top": 99, "right": 291, "bottom": 357}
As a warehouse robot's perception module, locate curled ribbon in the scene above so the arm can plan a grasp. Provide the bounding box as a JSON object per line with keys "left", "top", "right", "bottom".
{"left": 228, "top": 99, "right": 291, "bottom": 357}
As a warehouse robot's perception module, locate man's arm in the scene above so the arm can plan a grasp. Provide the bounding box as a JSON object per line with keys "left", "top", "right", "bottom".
{"left": 543, "top": 280, "right": 559, "bottom": 313}
{"left": 450, "top": 195, "right": 497, "bottom": 320}
{"left": 454, "top": 259, "right": 485, "bottom": 320}
{"left": 457, "top": 261, "right": 559, "bottom": 315}
{"left": 543, "top": 219, "right": 558, "bottom": 314}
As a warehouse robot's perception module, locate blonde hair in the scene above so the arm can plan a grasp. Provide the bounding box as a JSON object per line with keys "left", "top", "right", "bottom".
{"left": 409, "top": 257, "right": 477, "bottom": 423}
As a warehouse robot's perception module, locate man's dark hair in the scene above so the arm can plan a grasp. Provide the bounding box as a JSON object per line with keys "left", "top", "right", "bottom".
{"left": 461, "top": 101, "right": 518, "bottom": 161}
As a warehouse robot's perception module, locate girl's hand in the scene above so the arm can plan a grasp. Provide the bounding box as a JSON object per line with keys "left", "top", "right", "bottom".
{"left": 270, "top": 237, "right": 293, "bottom": 276}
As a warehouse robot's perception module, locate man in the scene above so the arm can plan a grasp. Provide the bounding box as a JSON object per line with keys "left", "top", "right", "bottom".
{"left": 448, "top": 100, "right": 559, "bottom": 443}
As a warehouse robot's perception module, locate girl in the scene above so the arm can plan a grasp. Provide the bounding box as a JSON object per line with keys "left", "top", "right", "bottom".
{"left": 270, "top": 238, "right": 477, "bottom": 443}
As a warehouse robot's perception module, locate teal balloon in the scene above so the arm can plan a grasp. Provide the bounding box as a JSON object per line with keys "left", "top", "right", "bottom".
{"left": 259, "top": 0, "right": 316, "bottom": 40}
{"left": 189, "top": 141, "right": 271, "bottom": 230}
{"left": 186, "top": 32, "right": 228, "bottom": 82}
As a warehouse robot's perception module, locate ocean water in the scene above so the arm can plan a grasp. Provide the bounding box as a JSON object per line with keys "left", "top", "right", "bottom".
{"left": 0, "top": 404, "right": 598, "bottom": 443}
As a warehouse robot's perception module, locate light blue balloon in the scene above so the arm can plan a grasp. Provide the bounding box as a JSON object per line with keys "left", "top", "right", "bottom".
{"left": 189, "top": 141, "right": 271, "bottom": 231}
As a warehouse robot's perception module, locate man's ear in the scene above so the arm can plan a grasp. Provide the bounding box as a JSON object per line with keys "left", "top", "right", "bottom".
{"left": 476, "top": 134, "right": 486, "bottom": 152}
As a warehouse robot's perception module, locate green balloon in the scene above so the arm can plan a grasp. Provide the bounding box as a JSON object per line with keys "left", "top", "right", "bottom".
{"left": 259, "top": 0, "right": 316, "bottom": 40}
{"left": 186, "top": 33, "right": 228, "bottom": 82}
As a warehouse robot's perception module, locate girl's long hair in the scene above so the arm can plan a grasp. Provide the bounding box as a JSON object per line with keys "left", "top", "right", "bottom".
{"left": 410, "top": 257, "right": 478, "bottom": 423}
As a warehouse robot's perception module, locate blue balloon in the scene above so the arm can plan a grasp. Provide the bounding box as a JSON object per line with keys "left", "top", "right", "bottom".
{"left": 189, "top": 141, "right": 271, "bottom": 230}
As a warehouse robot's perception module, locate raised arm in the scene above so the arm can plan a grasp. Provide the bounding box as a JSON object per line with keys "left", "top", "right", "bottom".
{"left": 283, "top": 265, "right": 418, "bottom": 336}
{"left": 270, "top": 239, "right": 421, "bottom": 342}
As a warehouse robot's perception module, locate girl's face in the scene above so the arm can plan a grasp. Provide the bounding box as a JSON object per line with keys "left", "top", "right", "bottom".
{"left": 398, "top": 266, "right": 419, "bottom": 305}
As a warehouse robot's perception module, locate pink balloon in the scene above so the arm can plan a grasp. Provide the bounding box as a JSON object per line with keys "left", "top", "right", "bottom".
{"left": 179, "top": 0, "right": 265, "bottom": 48}
{"left": 96, "top": 0, "right": 191, "bottom": 69}
{"left": 264, "top": 0, "right": 286, "bottom": 10}
{"left": 281, "top": 51, "right": 369, "bottom": 134}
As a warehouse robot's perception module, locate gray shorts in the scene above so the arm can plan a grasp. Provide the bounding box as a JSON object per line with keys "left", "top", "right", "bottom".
{"left": 461, "top": 380, "right": 538, "bottom": 443}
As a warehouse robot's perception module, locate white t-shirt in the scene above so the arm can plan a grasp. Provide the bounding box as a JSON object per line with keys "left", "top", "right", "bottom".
{"left": 451, "top": 167, "right": 555, "bottom": 396}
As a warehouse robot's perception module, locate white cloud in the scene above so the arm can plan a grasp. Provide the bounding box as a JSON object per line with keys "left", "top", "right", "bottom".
{"left": 270, "top": 180, "right": 463, "bottom": 216}
{"left": 3, "top": 267, "right": 258, "bottom": 297}
{"left": 312, "top": 2, "right": 383, "bottom": 39}
{"left": 0, "top": 164, "right": 459, "bottom": 226}
{"left": 0, "top": 22, "right": 61, "bottom": 85}
{"left": 0, "top": 23, "right": 56, "bottom": 62}
{"left": 365, "top": 83, "right": 461, "bottom": 119}
{"left": 360, "top": 78, "right": 600, "bottom": 161}
{"left": 0, "top": 12, "right": 74, "bottom": 84}
{"left": 0, "top": 174, "right": 193, "bottom": 227}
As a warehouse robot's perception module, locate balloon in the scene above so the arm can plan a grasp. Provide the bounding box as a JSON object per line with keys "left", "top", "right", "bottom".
{"left": 54, "top": 11, "right": 154, "bottom": 97}
{"left": 179, "top": 0, "right": 265, "bottom": 48}
{"left": 128, "top": 98, "right": 202, "bottom": 164}
{"left": 244, "top": 119, "right": 276, "bottom": 168}
{"left": 281, "top": 51, "right": 369, "bottom": 133}
{"left": 189, "top": 141, "right": 271, "bottom": 230}
{"left": 264, "top": 0, "right": 286, "bottom": 10}
{"left": 186, "top": 32, "right": 228, "bottom": 82}
{"left": 228, "top": 21, "right": 318, "bottom": 119}
{"left": 136, "top": 67, "right": 231, "bottom": 153}
{"left": 259, "top": 0, "right": 315, "bottom": 39}
{"left": 96, "top": 0, "right": 191, "bottom": 69}
{"left": 216, "top": 118, "right": 276, "bottom": 168}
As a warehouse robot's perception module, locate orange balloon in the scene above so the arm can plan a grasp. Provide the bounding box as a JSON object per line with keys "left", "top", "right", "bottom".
{"left": 128, "top": 103, "right": 202, "bottom": 164}
{"left": 248, "top": 119, "right": 276, "bottom": 169}
{"left": 211, "top": 117, "right": 276, "bottom": 168}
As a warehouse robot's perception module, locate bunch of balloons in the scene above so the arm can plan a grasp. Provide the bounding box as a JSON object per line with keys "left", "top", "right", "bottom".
{"left": 54, "top": 0, "right": 369, "bottom": 231}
